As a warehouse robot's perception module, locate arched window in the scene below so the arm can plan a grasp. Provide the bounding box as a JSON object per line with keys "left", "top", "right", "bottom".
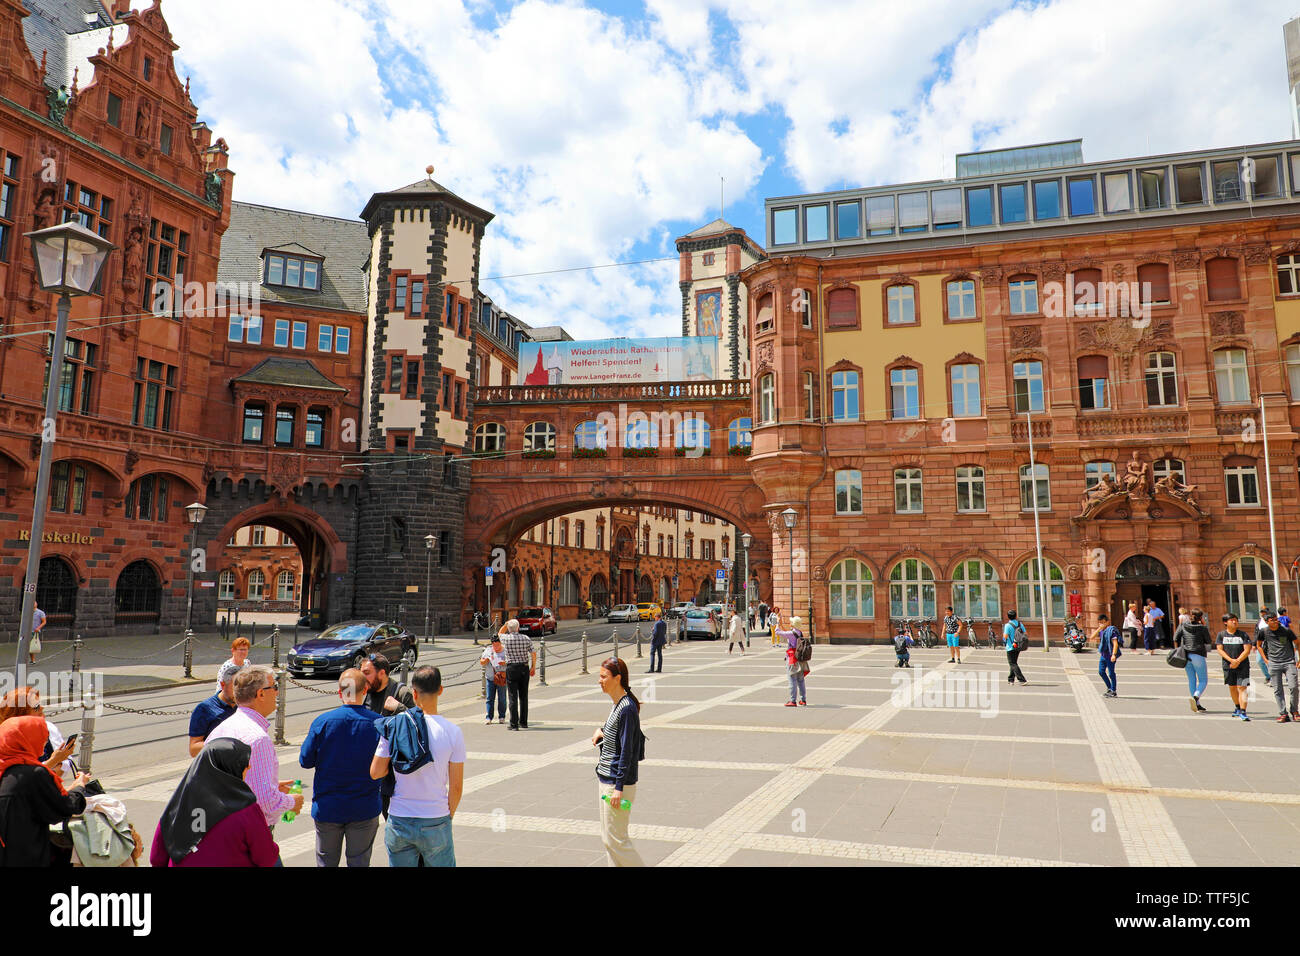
{"left": 1224, "top": 556, "right": 1276, "bottom": 621}
{"left": 638, "top": 575, "right": 652, "bottom": 602}
{"left": 659, "top": 577, "right": 671, "bottom": 603}
{"left": 123, "top": 474, "right": 170, "bottom": 522}
{"left": 1019, "top": 463, "right": 1050, "bottom": 511}
{"left": 757, "top": 374, "right": 775, "bottom": 424}
{"left": 952, "top": 559, "right": 999, "bottom": 619}
{"left": 675, "top": 418, "right": 710, "bottom": 451}
{"left": 829, "top": 559, "right": 874, "bottom": 619}
{"left": 589, "top": 573, "right": 608, "bottom": 607}
{"left": 218, "top": 570, "right": 236, "bottom": 600}
{"left": 625, "top": 417, "right": 657, "bottom": 449}
{"left": 34, "top": 556, "right": 77, "bottom": 622}
{"left": 277, "top": 571, "right": 295, "bottom": 601}
{"left": 728, "top": 417, "right": 752, "bottom": 449}
{"left": 888, "top": 558, "right": 935, "bottom": 619}
{"left": 474, "top": 422, "right": 505, "bottom": 454}
{"left": 523, "top": 421, "right": 556, "bottom": 452}
{"left": 574, "top": 420, "right": 608, "bottom": 450}
{"left": 247, "top": 569, "right": 265, "bottom": 601}
{"left": 1015, "top": 558, "right": 1065, "bottom": 620}
{"left": 1152, "top": 458, "right": 1186, "bottom": 484}
{"left": 521, "top": 572, "right": 535, "bottom": 606}
{"left": 49, "top": 462, "right": 87, "bottom": 515}
{"left": 560, "top": 572, "right": 580, "bottom": 605}
{"left": 507, "top": 570, "right": 519, "bottom": 607}
{"left": 115, "top": 561, "right": 160, "bottom": 622}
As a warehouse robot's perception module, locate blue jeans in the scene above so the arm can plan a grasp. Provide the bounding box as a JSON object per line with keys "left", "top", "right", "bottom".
{"left": 485, "top": 682, "right": 507, "bottom": 719}
{"left": 1185, "top": 653, "right": 1208, "bottom": 698}
{"left": 1098, "top": 656, "right": 1116, "bottom": 693}
{"left": 649, "top": 644, "right": 663, "bottom": 671}
{"left": 787, "top": 670, "right": 806, "bottom": 702}
{"left": 385, "top": 814, "right": 455, "bottom": 867}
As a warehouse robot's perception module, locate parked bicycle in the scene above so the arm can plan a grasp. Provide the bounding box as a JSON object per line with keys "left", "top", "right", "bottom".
{"left": 962, "top": 617, "right": 979, "bottom": 649}
{"left": 914, "top": 618, "right": 936, "bottom": 648}
{"left": 986, "top": 621, "right": 1001, "bottom": 649}
{"left": 467, "top": 610, "right": 489, "bottom": 631}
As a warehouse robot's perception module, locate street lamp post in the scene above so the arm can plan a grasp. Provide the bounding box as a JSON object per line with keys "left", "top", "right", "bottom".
{"left": 781, "top": 508, "right": 797, "bottom": 626}
{"left": 15, "top": 222, "right": 115, "bottom": 683}
{"left": 424, "top": 533, "right": 436, "bottom": 644}
{"left": 741, "top": 531, "right": 752, "bottom": 629}
{"left": 183, "top": 502, "right": 208, "bottom": 633}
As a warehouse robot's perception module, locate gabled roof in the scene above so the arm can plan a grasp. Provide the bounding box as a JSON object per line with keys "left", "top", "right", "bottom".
{"left": 685, "top": 217, "right": 735, "bottom": 238}
{"left": 360, "top": 173, "right": 494, "bottom": 227}
{"left": 262, "top": 241, "right": 322, "bottom": 258}
{"left": 675, "top": 216, "right": 766, "bottom": 258}
{"left": 231, "top": 357, "right": 347, "bottom": 393}
{"left": 218, "top": 202, "right": 368, "bottom": 314}
{"left": 20, "top": 0, "right": 124, "bottom": 88}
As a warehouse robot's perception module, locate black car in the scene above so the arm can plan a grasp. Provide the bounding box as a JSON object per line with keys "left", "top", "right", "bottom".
{"left": 287, "top": 621, "right": 418, "bottom": 677}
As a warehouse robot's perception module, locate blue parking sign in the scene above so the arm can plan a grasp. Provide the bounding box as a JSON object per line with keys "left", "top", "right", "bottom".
{"left": 715, "top": 569, "right": 725, "bottom": 585}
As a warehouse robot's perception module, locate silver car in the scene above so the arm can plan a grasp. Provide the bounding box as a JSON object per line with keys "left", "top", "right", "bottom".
{"left": 680, "top": 607, "right": 721, "bottom": 640}
{"left": 607, "top": 604, "right": 640, "bottom": 623}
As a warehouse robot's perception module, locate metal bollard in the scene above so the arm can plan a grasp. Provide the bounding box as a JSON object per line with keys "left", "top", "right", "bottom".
{"left": 397, "top": 651, "right": 409, "bottom": 688}
{"left": 635, "top": 623, "right": 643, "bottom": 659}
{"left": 271, "top": 624, "right": 280, "bottom": 670}
{"left": 274, "top": 667, "right": 287, "bottom": 745}
{"left": 78, "top": 676, "right": 98, "bottom": 777}
{"left": 613, "top": 628, "right": 619, "bottom": 660}
{"left": 539, "top": 639, "right": 548, "bottom": 686}
{"left": 581, "top": 631, "right": 589, "bottom": 675}
{"left": 251, "top": 622, "right": 258, "bottom": 648}
{"left": 183, "top": 628, "right": 194, "bottom": 679}
{"left": 481, "top": 660, "right": 488, "bottom": 700}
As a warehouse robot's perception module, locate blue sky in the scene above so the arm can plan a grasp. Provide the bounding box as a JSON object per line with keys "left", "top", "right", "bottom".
{"left": 166, "top": 0, "right": 1299, "bottom": 339}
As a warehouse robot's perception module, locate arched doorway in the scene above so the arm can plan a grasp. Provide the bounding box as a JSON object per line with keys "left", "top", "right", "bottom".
{"left": 698, "top": 577, "right": 714, "bottom": 605}
{"left": 589, "top": 573, "right": 608, "bottom": 610}
{"left": 32, "top": 556, "right": 77, "bottom": 632}
{"left": 637, "top": 574, "right": 652, "bottom": 602}
{"left": 1112, "top": 555, "right": 1172, "bottom": 645}
{"left": 115, "top": 561, "right": 161, "bottom": 626}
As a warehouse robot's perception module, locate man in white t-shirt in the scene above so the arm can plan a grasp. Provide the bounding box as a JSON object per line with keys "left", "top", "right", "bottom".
{"left": 370, "top": 665, "right": 465, "bottom": 867}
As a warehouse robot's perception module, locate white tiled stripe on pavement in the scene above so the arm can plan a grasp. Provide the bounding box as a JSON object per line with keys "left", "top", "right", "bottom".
{"left": 1059, "top": 650, "right": 1195, "bottom": 867}
{"left": 659, "top": 648, "right": 935, "bottom": 867}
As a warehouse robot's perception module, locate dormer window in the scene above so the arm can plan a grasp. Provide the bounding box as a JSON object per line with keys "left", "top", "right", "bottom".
{"left": 264, "top": 252, "right": 322, "bottom": 290}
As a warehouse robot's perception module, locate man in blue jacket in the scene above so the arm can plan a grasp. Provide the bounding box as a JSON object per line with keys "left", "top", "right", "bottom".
{"left": 1090, "top": 612, "right": 1121, "bottom": 698}
{"left": 299, "top": 668, "right": 382, "bottom": 867}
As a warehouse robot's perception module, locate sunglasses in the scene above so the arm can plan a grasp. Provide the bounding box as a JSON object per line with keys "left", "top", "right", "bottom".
{"left": 261, "top": 680, "right": 280, "bottom": 693}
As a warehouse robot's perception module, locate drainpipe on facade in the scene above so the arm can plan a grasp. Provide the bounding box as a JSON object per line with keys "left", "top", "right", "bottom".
{"left": 809, "top": 263, "right": 828, "bottom": 642}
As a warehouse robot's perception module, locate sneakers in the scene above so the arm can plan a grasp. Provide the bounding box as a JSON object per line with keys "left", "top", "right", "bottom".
{"left": 1196, "top": 703, "right": 1207, "bottom": 712}
{"left": 1232, "top": 706, "right": 1242, "bottom": 717}
{"left": 499, "top": 717, "right": 505, "bottom": 724}
{"left": 784, "top": 701, "right": 797, "bottom": 707}
{"left": 1292, "top": 711, "right": 1299, "bottom": 721}
{"left": 485, "top": 718, "right": 494, "bottom": 724}
{"left": 798, "top": 700, "right": 807, "bottom": 706}
{"left": 1278, "top": 714, "right": 1292, "bottom": 723}
{"left": 1103, "top": 690, "right": 1116, "bottom": 698}
{"left": 948, "top": 658, "right": 955, "bottom": 664}
{"left": 1189, "top": 697, "right": 1199, "bottom": 714}
{"left": 1239, "top": 712, "right": 1252, "bottom": 721}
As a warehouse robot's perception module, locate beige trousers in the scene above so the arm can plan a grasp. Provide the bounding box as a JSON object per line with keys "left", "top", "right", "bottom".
{"left": 597, "top": 781, "right": 645, "bottom": 867}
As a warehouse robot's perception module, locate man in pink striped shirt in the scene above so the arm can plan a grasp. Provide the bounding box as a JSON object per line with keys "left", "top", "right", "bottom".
{"left": 207, "top": 665, "right": 302, "bottom": 831}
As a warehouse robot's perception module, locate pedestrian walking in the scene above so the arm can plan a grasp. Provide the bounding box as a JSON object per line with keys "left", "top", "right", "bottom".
{"left": 215, "top": 637, "right": 251, "bottom": 693}
{"left": 28, "top": 602, "right": 45, "bottom": 664}
{"left": 1174, "top": 608, "right": 1212, "bottom": 713}
{"left": 298, "top": 668, "right": 383, "bottom": 867}
{"left": 205, "top": 665, "right": 303, "bottom": 844}
{"left": 1254, "top": 608, "right": 1274, "bottom": 681}
{"left": 1003, "top": 610, "right": 1028, "bottom": 685}
{"left": 942, "top": 605, "right": 963, "bottom": 663}
{"left": 499, "top": 619, "right": 536, "bottom": 730}
{"left": 150, "top": 738, "right": 279, "bottom": 868}
{"left": 1142, "top": 599, "right": 1163, "bottom": 655}
{"left": 1216, "top": 613, "right": 1253, "bottom": 721}
{"left": 592, "top": 656, "right": 645, "bottom": 867}
{"left": 1090, "top": 613, "right": 1121, "bottom": 698}
{"left": 370, "top": 666, "right": 465, "bottom": 867}
{"left": 361, "top": 654, "right": 414, "bottom": 715}
{"left": 649, "top": 612, "right": 667, "bottom": 672}
{"left": 0, "top": 716, "right": 91, "bottom": 867}
{"left": 768, "top": 604, "right": 781, "bottom": 646}
{"left": 1257, "top": 611, "right": 1300, "bottom": 722}
{"left": 726, "top": 610, "right": 745, "bottom": 656}
{"left": 1123, "top": 601, "right": 1142, "bottom": 651}
{"left": 758, "top": 601, "right": 769, "bottom": 630}
{"left": 188, "top": 663, "right": 239, "bottom": 756}
{"left": 479, "top": 635, "right": 508, "bottom": 724}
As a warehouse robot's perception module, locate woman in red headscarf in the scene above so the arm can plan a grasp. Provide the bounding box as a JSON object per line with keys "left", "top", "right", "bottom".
{"left": 0, "top": 716, "right": 91, "bottom": 867}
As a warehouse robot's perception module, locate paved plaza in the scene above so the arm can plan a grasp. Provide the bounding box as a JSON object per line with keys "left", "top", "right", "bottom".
{"left": 96, "top": 639, "right": 1300, "bottom": 867}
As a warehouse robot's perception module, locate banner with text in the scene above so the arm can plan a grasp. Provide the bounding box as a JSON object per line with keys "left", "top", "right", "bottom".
{"left": 517, "top": 337, "right": 718, "bottom": 385}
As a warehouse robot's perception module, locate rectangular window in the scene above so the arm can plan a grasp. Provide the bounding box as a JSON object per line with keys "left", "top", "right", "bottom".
{"left": 0, "top": 150, "right": 17, "bottom": 262}
{"left": 410, "top": 282, "right": 424, "bottom": 314}
{"left": 243, "top": 405, "right": 264, "bottom": 443}
{"left": 291, "top": 321, "right": 307, "bottom": 349}
{"left": 951, "top": 363, "right": 981, "bottom": 417}
{"left": 266, "top": 255, "right": 285, "bottom": 286}
{"left": 865, "top": 196, "right": 895, "bottom": 236}
{"left": 159, "top": 124, "right": 173, "bottom": 155}
{"left": 275, "top": 408, "right": 295, "bottom": 446}
{"left": 1145, "top": 352, "right": 1178, "bottom": 406}
{"left": 772, "top": 207, "right": 797, "bottom": 245}
{"left": 1139, "top": 168, "right": 1168, "bottom": 210}
{"left": 1085, "top": 461, "right": 1116, "bottom": 490}
{"left": 305, "top": 410, "right": 324, "bottom": 448}
{"left": 285, "top": 258, "right": 301, "bottom": 287}
{"left": 144, "top": 219, "right": 188, "bottom": 314}
{"left": 1068, "top": 176, "right": 1096, "bottom": 216}
{"left": 1214, "top": 349, "right": 1250, "bottom": 403}
{"left": 318, "top": 325, "right": 334, "bottom": 352}
{"left": 1225, "top": 466, "right": 1260, "bottom": 507}
{"left": 966, "top": 186, "right": 993, "bottom": 228}
{"left": 405, "top": 361, "right": 420, "bottom": 399}
{"left": 897, "top": 192, "right": 928, "bottom": 233}
{"left": 394, "top": 275, "right": 407, "bottom": 309}
{"left": 441, "top": 372, "right": 452, "bottom": 409}
{"left": 133, "top": 359, "right": 177, "bottom": 430}
{"left": 931, "top": 188, "right": 961, "bottom": 229}
{"left": 1176, "top": 164, "right": 1205, "bottom": 204}
{"left": 1008, "top": 278, "right": 1038, "bottom": 314}
{"left": 1212, "top": 161, "right": 1243, "bottom": 203}
{"left": 245, "top": 315, "right": 262, "bottom": 344}
{"left": 999, "top": 182, "right": 1027, "bottom": 223}
{"left": 893, "top": 468, "right": 923, "bottom": 514}
{"left": 42, "top": 336, "right": 97, "bottom": 414}
{"left": 1020, "top": 465, "right": 1051, "bottom": 512}
{"left": 947, "top": 280, "right": 976, "bottom": 319}
{"left": 886, "top": 285, "right": 915, "bottom": 324}
{"left": 804, "top": 204, "right": 829, "bottom": 242}
{"left": 1078, "top": 356, "right": 1110, "bottom": 410}
{"left": 890, "top": 367, "right": 919, "bottom": 419}
{"left": 335, "top": 327, "right": 350, "bottom": 353}
{"left": 1250, "top": 155, "right": 1282, "bottom": 199}
{"left": 455, "top": 382, "right": 464, "bottom": 416}
{"left": 457, "top": 303, "right": 466, "bottom": 335}
{"left": 956, "top": 466, "right": 985, "bottom": 513}
{"left": 1013, "top": 361, "right": 1044, "bottom": 413}
{"left": 835, "top": 200, "right": 860, "bottom": 239}
{"left": 1033, "top": 179, "right": 1061, "bottom": 219}
{"left": 389, "top": 355, "right": 403, "bottom": 391}
{"left": 831, "top": 371, "right": 859, "bottom": 421}
{"left": 1102, "top": 172, "right": 1132, "bottom": 212}
{"left": 301, "top": 260, "right": 319, "bottom": 290}
{"left": 107, "top": 93, "right": 122, "bottom": 128}
{"left": 274, "top": 319, "right": 290, "bottom": 348}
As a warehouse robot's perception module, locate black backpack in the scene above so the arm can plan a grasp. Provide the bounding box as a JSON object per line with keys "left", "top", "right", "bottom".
{"left": 794, "top": 633, "right": 813, "bottom": 662}
{"left": 1012, "top": 620, "right": 1028, "bottom": 652}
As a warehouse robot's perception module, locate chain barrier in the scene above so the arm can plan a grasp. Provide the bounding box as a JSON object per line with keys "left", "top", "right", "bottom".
{"left": 73, "top": 636, "right": 190, "bottom": 662}
{"left": 26, "top": 644, "right": 76, "bottom": 664}
{"left": 101, "top": 700, "right": 194, "bottom": 717}
{"left": 284, "top": 674, "right": 339, "bottom": 695}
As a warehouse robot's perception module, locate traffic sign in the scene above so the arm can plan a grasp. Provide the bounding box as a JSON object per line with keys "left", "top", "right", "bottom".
{"left": 485, "top": 568, "right": 494, "bottom": 584}
{"left": 715, "top": 569, "right": 725, "bottom": 585}
{"left": 672, "top": 574, "right": 679, "bottom": 588}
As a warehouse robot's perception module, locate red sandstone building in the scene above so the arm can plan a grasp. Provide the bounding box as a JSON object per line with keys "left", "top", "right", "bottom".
{"left": 747, "top": 139, "right": 1300, "bottom": 640}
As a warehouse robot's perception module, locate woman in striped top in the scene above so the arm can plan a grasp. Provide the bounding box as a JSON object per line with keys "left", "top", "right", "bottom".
{"left": 591, "top": 656, "right": 645, "bottom": 867}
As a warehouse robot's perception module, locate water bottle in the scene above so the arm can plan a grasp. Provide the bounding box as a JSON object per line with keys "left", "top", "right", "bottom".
{"left": 281, "top": 779, "right": 303, "bottom": 823}
{"left": 601, "top": 793, "right": 631, "bottom": 811}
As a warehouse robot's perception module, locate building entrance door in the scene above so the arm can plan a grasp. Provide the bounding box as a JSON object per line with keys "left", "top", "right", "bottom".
{"left": 1111, "top": 555, "right": 1172, "bottom": 648}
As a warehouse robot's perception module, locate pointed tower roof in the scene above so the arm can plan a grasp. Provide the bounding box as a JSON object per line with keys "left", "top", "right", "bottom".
{"left": 360, "top": 165, "right": 494, "bottom": 228}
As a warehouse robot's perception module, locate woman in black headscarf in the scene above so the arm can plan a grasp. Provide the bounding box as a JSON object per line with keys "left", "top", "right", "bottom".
{"left": 149, "top": 738, "right": 279, "bottom": 867}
